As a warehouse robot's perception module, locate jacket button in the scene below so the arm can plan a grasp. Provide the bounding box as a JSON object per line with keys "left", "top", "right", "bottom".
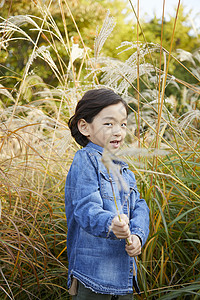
{"left": 130, "top": 269, "right": 133, "bottom": 273}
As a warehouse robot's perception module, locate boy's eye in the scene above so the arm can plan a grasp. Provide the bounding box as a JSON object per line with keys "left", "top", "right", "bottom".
{"left": 121, "top": 123, "right": 127, "bottom": 128}
{"left": 104, "top": 123, "right": 113, "bottom": 127}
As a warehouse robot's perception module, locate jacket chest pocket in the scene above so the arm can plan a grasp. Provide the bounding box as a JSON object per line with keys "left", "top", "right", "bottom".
{"left": 122, "top": 183, "right": 137, "bottom": 216}
{"left": 99, "top": 171, "right": 120, "bottom": 203}
{"left": 129, "top": 185, "right": 137, "bottom": 211}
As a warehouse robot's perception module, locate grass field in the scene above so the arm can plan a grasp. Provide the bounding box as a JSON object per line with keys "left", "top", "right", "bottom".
{"left": 0, "top": 1, "right": 199, "bottom": 299}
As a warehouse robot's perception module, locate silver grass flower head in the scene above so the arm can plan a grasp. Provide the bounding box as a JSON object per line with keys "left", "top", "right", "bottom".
{"left": 177, "top": 49, "right": 196, "bottom": 65}
{"left": 117, "top": 147, "right": 168, "bottom": 159}
{"left": 179, "top": 109, "right": 200, "bottom": 130}
{"left": 0, "top": 84, "right": 15, "bottom": 102}
{"left": 101, "top": 148, "right": 128, "bottom": 192}
{"left": 68, "top": 37, "right": 84, "bottom": 71}
{"left": 33, "top": 46, "right": 59, "bottom": 73}
{"left": 0, "top": 0, "right": 5, "bottom": 8}
{"left": 5, "top": 15, "right": 40, "bottom": 29}
{"left": 94, "top": 10, "right": 116, "bottom": 61}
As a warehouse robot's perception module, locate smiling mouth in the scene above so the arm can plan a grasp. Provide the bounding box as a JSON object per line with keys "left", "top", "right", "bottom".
{"left": 110, "top": 140, "right": 121, "bottom": 148}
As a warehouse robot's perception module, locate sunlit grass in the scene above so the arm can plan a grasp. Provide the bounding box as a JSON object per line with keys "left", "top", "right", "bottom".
{"left": 0, "top": 0, "right": 200, "bottom": 299}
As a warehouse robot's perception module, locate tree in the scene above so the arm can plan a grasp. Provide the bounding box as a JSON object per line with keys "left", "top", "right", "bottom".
{"left": 133, "top": 5, "right": 199, "bottom": 99}
{"left": 0, "top": 1, "right": 199, "bottom": 102}
{"left": 0, "top": 0, "right": 134, "bottom": 91}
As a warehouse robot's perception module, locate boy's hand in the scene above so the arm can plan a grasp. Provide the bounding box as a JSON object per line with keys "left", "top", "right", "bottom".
{"left": 125, "top": 235, "right": 141, "bottom": 257}
{"left": 111, "top": 214, "right": 131, "bottom": 239}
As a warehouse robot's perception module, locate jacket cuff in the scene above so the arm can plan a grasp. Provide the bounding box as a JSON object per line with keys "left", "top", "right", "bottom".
{"left": 131, "top": 227, "right": 146, "bottom": 247}
{"left": 106, "top": 214, "right": 117, "bottom": 239}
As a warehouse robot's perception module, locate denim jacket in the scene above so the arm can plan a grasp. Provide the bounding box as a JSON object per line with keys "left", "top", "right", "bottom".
{"left": 65, "top": 142, "right": 149, "bottom": 295}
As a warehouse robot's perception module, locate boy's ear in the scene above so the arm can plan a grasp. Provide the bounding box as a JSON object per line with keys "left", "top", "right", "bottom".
{"left": 77, "top": 119, "right": 90, "bottom": 137}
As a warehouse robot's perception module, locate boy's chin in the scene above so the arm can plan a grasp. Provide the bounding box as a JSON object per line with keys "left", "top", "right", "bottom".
{"left": 107, "top": 144, "right": 122, "bottom": 153}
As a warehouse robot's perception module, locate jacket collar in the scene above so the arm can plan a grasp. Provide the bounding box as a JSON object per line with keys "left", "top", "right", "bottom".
{"left": 85, "top": 141, "right": 103, "bottom": 154}
{"left": 85, "top": 142, "right": 128, "bottom": 169}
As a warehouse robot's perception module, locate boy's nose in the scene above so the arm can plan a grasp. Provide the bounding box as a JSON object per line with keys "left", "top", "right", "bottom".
{"left": 112, "top": 124, "right": 121, "bottom": 135}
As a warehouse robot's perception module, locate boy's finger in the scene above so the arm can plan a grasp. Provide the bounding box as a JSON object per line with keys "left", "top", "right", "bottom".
{"left": 120, "top": 214, "right": 129, "bottom": 224}
{"left": 113, "top": 218, "right": 127, "bottom": 227}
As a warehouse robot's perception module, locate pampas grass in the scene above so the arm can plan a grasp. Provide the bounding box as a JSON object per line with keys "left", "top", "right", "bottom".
{"left": 0, "top": 0, "right": 200, "bottom": 299}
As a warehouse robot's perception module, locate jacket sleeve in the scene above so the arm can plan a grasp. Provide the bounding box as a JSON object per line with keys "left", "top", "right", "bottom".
{"left": 65, "top": 149, "right": 116, "bottom": 238}
{"left": 128, "top": 171, "right": 150, "bottom": 247}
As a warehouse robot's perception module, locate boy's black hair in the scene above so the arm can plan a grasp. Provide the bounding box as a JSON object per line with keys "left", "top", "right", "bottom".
{"left": 68, "top": 88, "right": 128, "bottom": 147}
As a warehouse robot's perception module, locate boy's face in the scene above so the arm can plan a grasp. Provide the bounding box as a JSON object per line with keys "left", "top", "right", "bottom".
{"left": 80, "top": 102, "right": 127, "bottom": 151}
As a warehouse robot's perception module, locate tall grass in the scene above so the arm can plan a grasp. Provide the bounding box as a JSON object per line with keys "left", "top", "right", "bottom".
{"left": 0, "top": 0, "right": 200, "bottom": 299}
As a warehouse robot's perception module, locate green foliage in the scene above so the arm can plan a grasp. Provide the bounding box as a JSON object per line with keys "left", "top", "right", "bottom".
{"left": 140, "top": 5, "right": 199, "bottom": 52}
{"left": 0, "top": 0, "right": 107, "bottom": 89}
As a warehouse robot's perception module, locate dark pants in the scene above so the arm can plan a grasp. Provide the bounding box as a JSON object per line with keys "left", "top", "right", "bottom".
{"left": 73, "top": 282, "right": 134, "bottom": 300}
